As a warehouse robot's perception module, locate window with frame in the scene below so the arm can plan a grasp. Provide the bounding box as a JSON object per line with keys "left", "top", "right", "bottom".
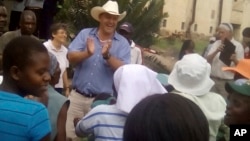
{"left": 211, "top": 10, "right": 215, "bottom": 19}
{"left": 194, "top": 24, "right": 198, "bottom": 31}
{"left": 209, "top": 26, "right": 213, "bottom": 33}
{"left": 181, "top": 22, "right": 185, "bottom": 30}
{"left": 163, "top": 19, "right": 167, "bottom": 27}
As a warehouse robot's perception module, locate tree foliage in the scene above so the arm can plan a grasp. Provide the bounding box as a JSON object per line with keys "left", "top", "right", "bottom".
{"left": 55, "top": 0, "right": 167, "bottom": 47}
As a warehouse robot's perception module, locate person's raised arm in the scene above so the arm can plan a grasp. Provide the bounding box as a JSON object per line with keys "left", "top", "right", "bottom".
{"left": 102, "top": 40, "right": 130, "bottom": 70}
{"left": 105, "top": 56, "right": 124, "bottom": 70}
{"left": 67, "top": 37, "right": 95, "bottom": 64}
{"left": 206, "top": 43, "right": 224, "bottom": 64}
{"left": 101, "top": 41, "right": 121, "bottom": 70}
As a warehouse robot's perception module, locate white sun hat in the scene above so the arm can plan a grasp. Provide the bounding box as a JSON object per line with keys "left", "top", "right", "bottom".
{"left": 168, "top": 54, "right": 214, "bottom": 96}
{"left": 90, "top": 0, "right": 126, "bottom": 22}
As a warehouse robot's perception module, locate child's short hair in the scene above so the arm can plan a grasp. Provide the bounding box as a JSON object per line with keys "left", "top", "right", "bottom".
{"left": 123, "top": 93, "right": 209, "bottom": 141}
{"left": 2, "top": 36, "right": 48, "bottom": 74}
{"left": 20, "top": 10, "right": 36, "bottom": 23}
{"left": 243, "top": 27, "right": 250, "bottom": 38}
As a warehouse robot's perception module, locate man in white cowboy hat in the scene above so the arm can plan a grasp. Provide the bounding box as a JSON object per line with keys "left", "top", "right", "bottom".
{"left": 66, "top": 0, "right": 130, "bottom": 140}
{"left": 168, "top": 53, "right": 226, "bottom": 141}
{"left": 206, "top": 22, "right": 244, "bottom": 98}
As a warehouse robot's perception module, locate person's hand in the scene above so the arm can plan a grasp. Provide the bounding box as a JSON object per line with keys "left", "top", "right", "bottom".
{"left": 230, "top": 53, "right": 238, "bottom": 64}
{"left": 230, "top": 53, "right": 236, "bottom": 61}
{"left": 216, "top": 44, "right": 224, "bottom": 52}
{"left": 87, "top": 37, "right": 95, "bottom": 56}
{"left": 102, "top": 40, "right": 112, "bottom": 56}
{"left": 74, "top": 117, "right": 81, "bottom": 127}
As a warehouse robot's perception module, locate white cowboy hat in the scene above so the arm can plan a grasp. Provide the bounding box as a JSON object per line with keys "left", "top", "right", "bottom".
{"left": 90, "top": 0, "right": 126, "bottom": 22}
{"left": 168, "top": 54, "right": 214, "bottom": 96}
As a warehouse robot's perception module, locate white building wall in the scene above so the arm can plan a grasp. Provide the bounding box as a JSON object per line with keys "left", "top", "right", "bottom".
{"left": 241, "top": 0, "right": 250, "bottom": 28}
{"left": 161, "top": 0, "right": 250, "bottom": 39}
{"left": 162, "top": 0, "right": 222, "bottom": 36}
{"left": 194, "top": 0, "right": 219, "bottom": 35}
{"left": 162, "top": 0, "right": 191, "bottom": 32}
{"left": 239, "top": 0, "right": 250, "bottom": 40}
{"left": 221, "top": 0, "right": 233, "bottom": 23}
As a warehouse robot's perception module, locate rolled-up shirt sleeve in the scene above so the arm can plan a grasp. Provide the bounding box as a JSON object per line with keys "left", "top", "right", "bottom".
{"left": 68, "top": 29, "right": 88, "bottom": 52}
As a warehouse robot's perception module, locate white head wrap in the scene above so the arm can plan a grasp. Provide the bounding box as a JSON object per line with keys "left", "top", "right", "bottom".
{"left": 114, "top": 64, "right": 167, "bottom": 113}
{"left": 219, "top": 23, "right": 233, "bottom": 32}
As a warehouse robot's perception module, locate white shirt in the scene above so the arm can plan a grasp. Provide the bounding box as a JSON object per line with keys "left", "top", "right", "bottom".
{"left": 44, "top": 40, "right": 69, "bottom": 88}
{"left": 208, "top": 38, "right": 244, "bottom": 79}
{"left": 25, "top": 0, "right": 44, "bottom": 8}
{"left": 130, "top": 41, "right": 142, "bottom": 64}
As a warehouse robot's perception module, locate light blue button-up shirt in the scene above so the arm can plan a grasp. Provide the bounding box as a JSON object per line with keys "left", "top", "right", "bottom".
{"left": 68, "top": 28, "right": 130, "bottom": 94}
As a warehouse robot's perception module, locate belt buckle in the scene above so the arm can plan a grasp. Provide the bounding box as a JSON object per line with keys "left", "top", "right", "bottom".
{"left": 89, "top": 93, "right": 93, "bottom": 98}
{"left": 86, "top": 93, "right": 96, "bottom": 98}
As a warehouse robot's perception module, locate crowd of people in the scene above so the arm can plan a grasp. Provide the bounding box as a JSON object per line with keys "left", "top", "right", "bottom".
{"left": 0, "top": 0, "right": 250, "bottom": 141}
{"left": 5, "top": 0, "right": 63, "bottom": 39}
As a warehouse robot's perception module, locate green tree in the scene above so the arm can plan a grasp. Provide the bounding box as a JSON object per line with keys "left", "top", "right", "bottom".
{"left": 56, "top": 0, "right": 167, "bottom": 47}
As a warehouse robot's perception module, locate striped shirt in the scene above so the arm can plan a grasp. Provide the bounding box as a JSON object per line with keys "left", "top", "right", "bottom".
{"left": 0, "top": 91, "right": 51, "bottom": 141}
{"left": 76, "top": 105, "right": 127, "bottom": 141}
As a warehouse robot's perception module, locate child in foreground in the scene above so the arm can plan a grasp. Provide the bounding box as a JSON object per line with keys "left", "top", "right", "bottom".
{"left": 0, "top": 36, "right": 51, "bottom": 141}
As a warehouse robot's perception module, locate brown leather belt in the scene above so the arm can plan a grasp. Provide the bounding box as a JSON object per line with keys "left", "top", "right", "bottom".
{"left": 74, "top": 89, "right": 97, "bottom": 98}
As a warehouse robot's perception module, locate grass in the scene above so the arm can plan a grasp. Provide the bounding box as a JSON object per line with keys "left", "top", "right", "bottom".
{"left": 152, "top": 37, "right": 208, "bottom": 55}
{"left": 195, "top": 39, "right": 208, "bottom": 54}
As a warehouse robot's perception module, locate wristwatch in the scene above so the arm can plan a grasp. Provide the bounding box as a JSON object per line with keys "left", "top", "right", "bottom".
{"left": 103, "top": 53, "right": 111, "bottom": 60}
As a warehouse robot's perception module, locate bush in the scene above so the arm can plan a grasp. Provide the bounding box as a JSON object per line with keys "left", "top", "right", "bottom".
{"left": 55, "top": 0, "right": 167, "bottom": 47}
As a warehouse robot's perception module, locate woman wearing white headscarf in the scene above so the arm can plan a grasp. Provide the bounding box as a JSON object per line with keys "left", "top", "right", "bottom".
{"left": 114, "top": 64, "right": 167, "bottom": 113}
{"left": 75, "top": 64, "right": 167, "bottom": 141}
